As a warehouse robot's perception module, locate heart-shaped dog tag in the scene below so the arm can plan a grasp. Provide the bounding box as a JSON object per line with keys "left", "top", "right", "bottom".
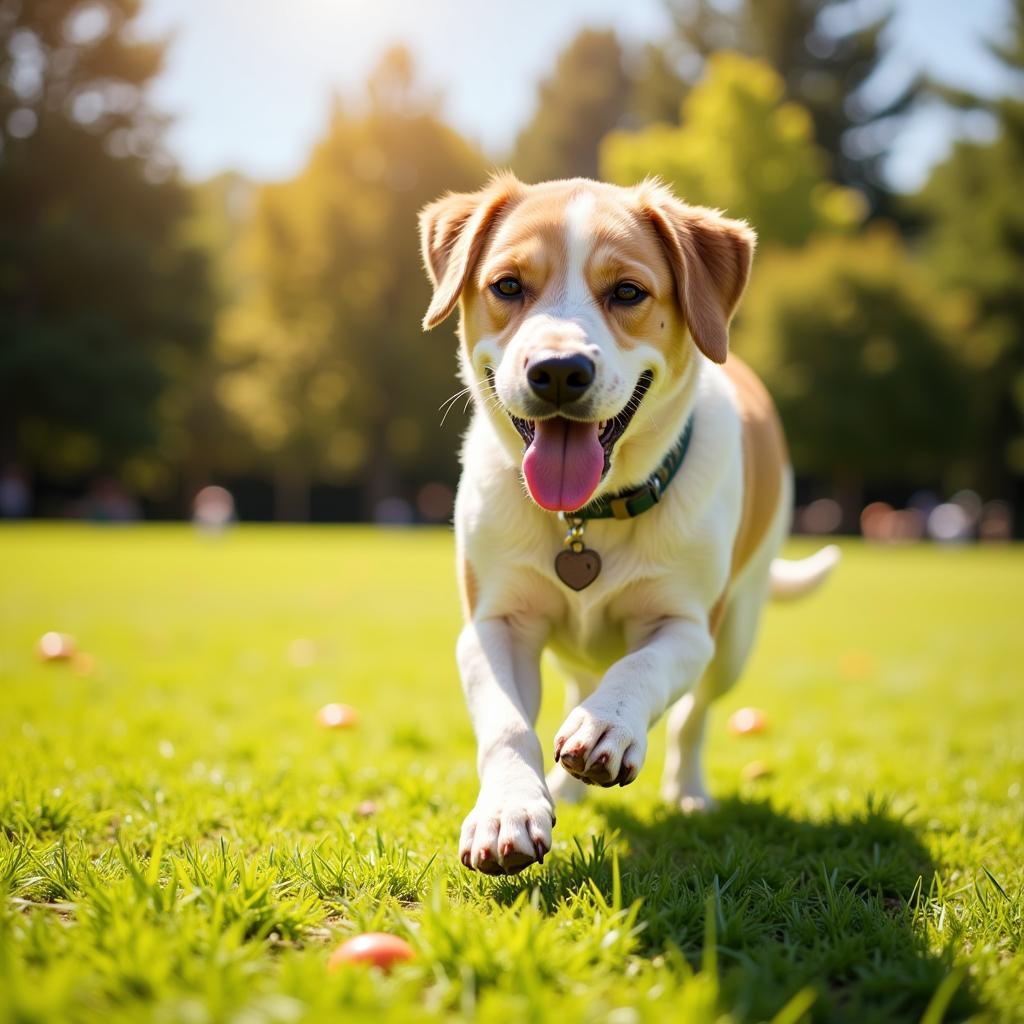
{"left": 555, "top": 548, "right": 602, "bottom": 591}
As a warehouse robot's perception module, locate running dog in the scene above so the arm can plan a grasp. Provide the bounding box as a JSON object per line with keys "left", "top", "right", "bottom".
{"left": 418, "top": 174, "right": 838, "bottom": 874}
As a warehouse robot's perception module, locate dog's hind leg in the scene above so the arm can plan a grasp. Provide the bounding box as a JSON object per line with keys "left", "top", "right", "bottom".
{"left": 546, "top": 669, "right": 598, "bottom": 804}
{"left": 662, "top": 469, "right": 792, "bottom": 812}
{"left": 661, "top": 590, "right": 761, "bottom": 811}
{"left": 661, "top": 688, "right": 715, "bottom": 812}
{"left": 547, "top": 760, "right": 589, "bottom": 805}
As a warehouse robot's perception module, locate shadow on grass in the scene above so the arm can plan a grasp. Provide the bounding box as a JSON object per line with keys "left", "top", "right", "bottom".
{"left": 492, "top": 797, "right": 976, "bottom": 1024}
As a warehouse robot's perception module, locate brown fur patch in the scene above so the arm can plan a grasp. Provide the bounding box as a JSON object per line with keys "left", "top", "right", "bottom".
{"left": 458, "top": 554, "right": 479, "bottom": 618}
{"left": 585, "top": 204, "right": 686, "bottom": 364}
{"left": 449, "top": 188, "right": 576, "bottom": 356}
{"left": 420, "top": 174, "right": 526, "bottom": 329}
{"left": 708, "top": 594, "right": 728, "bottom": 637}
{"left": 636, "top": 182, "right": 755, "bottom": 364}
{"left": 710, "top": 356, "right": 788, "bottom": 635}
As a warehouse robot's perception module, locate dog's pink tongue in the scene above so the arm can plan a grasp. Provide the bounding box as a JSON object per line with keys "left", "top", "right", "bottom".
{"left": 522, "top": 417, "right": 604, "bottom": 512}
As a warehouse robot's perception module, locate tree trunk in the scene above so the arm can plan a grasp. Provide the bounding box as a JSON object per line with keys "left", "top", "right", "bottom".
{"left": 832, "top": 471, "right": 864, "bottom": 534}
{"left": 361, "top": 424, "right": 398, "bottom": 521}
{"left": 274, "top": 463, "right": 310, "bottom": 522}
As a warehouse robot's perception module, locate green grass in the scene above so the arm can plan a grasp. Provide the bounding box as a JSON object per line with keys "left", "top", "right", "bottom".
{"left": 1, "top": 525, "right": 1021, "bottom": 1023}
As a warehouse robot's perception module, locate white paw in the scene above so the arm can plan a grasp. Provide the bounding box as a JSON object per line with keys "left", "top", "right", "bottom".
{"left": 553, "top": 705, "right": 647, "bottom": 787}
{"left": 546, "top": 763, "right": 588, "bottom": 805}
{"left": 459, "top": 789, "right": 554, "bottom": 875}
{"left": 678, "top": 793, "right": 717, "bottom": 814}
{"left": 661, "top": 779, "right": 717, "bottom": 813}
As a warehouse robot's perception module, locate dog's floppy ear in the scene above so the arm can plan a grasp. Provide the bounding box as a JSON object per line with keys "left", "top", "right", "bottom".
{"left": 418, "top": 173, "right": 522, "bottom": 330}
{"left": 640, "top": 184, "right": 756, "bottom": 364}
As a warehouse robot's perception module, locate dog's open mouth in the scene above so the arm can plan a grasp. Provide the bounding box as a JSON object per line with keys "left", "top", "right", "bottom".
{"left": 490, "top": 370, "right": 654, "bottom": 513}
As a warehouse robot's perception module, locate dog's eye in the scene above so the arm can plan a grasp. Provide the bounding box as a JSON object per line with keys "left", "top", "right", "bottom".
{"left": 611, "top": 282, "right": 646, "bottom": 305}
{"left": 491, "top": 277, "right": 523, "bottom": 298}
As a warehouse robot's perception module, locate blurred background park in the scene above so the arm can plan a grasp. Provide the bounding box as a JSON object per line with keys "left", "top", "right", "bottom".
{"left": 3, "top": 0, "right": 1023, "bottom": 539}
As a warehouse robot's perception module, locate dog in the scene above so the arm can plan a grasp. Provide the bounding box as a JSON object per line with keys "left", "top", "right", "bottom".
{"left": 418, "top": 174, "right": 838, "bottom": 875}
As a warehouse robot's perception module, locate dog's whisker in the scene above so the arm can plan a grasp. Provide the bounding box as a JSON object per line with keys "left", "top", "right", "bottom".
{"left": 440, "top": 387, "right": 477, "bottom": 427}
{"left": 439, "top": 401, "right": 467, "bottom": 427}
{"left": 439, "top": 386, "right": 473, "bottom": 413}
{"left": 440, "top": 380, "right": 505, "bottom": 427}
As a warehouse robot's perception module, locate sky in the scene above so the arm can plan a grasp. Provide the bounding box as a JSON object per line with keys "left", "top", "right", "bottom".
{"left": 134, "top": 0, "right": 1017, "bottom": 192}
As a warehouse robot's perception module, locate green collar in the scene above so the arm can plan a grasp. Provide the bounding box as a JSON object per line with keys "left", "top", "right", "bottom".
{"left": 568, "top": 415, "right": 695, "bottom": 521}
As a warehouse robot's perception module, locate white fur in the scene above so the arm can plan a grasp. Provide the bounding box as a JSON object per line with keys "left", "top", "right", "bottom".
{"left": 563, "top": 191, "right": 598, "bottom": 312}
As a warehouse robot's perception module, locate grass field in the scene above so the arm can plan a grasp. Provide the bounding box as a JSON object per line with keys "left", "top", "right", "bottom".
{"left": 1, "top": 525, "right": 1021, "bottom": 1023}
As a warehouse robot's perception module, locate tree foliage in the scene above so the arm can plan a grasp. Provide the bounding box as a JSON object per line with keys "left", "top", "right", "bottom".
{"left": 217, "top": 49, "right": 487, "bottom": 516}
{"left": 659, "top": 0, "right": 909, "bottom": 204}
{"left": 0, "top": 0, "right": 210, "bottom": 489}
{"left": 602, "top": 53, "right": 863, "bottom": 248}
{"left": 510, "top": 29, "right": 629, "bottom": 182}
{"left": 625, "top": 41, "right": 688, "bottom": 127}
{"left": 734, "top": 229, "right": 970, "bottom": 491}
{"left": 4, "top": 3, "right": 1019, "bottom": 521}
{"left": 915, "top": 0, "right": 1024, "bottom": 486}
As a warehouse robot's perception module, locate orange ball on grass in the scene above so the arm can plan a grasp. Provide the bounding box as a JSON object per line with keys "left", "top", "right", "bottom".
{"left": 315, "top": 703, "right": 359, "bottom": 729}
{"left": 327, "top": 933, "right": 414, "bottom": 972}
{"left": 728, "top": 707, "right": 768, "bottom": 736}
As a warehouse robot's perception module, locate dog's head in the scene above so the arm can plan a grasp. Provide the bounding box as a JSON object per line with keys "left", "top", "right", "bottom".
{"left": 419, "top": 174, "right": 755, "bottom": 512}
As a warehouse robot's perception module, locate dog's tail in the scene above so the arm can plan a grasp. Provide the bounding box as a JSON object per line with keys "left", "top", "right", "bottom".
{"left": 769, "top": 544, "right": 841, "bottom": 601}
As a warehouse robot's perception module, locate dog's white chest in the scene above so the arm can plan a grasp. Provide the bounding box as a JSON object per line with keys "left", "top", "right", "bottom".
{"left": 546, "top": 586, "right": 629, "bottom": 674}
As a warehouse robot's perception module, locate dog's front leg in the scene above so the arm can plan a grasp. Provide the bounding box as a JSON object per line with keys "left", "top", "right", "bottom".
{"left": 554, "top": 617, "right": 713, "bottom": 787}
{"left": 457, "top": 616, "right": 553, "bottom": 874}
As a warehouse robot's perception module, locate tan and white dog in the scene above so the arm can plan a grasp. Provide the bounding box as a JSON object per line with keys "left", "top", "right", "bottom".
{"left": 419, "top": 174, "right": 838, "bottom": 875}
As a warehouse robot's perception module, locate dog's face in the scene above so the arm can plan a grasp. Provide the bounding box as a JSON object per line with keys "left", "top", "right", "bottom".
{"left": 419, "top": 175, "right": 755, "bottom": 512}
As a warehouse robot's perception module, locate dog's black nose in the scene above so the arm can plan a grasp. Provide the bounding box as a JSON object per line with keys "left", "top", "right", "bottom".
{"left": 526, "top": 353, "right": 595, "bottom": 406}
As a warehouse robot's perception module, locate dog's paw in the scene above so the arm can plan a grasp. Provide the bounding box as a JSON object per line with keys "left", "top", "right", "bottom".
{"left": 553, "top": 706, "right": 647, "bottom": 787}
{"left": 459, "top": 792, "right": 554, "bottom": 875}
{"left": 678, "top": 793, "right": 717, "bottom": 814}
{"left": 661, "top": 779, "right": 717, "bottom": 814}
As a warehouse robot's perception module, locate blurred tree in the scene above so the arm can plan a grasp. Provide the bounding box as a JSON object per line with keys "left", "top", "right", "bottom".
{"left": 0, "top": 0, "right": 212, "bottom": 497}
{"left": 626, "top": 42, "right": 688, "bottom": 126}
{"left": 161, "top": 172, "right": 257, "bottom": 505}
{"left": 218, "top": 48, "right": 486, "bottom": 519}
{"left": 658, "top": 0, "right": 911, "bottom": 207}
{"left": 602, "top": 53, "right": 863, "bottom": 248}
{"left": 510, "top": 29, "right": 630, "bottom": 182}
{"left": 915, "top": 0, "right": 1024, "bottom": 496}
{"left": 734, "top": 229, "right": 971, "bottom": 521}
